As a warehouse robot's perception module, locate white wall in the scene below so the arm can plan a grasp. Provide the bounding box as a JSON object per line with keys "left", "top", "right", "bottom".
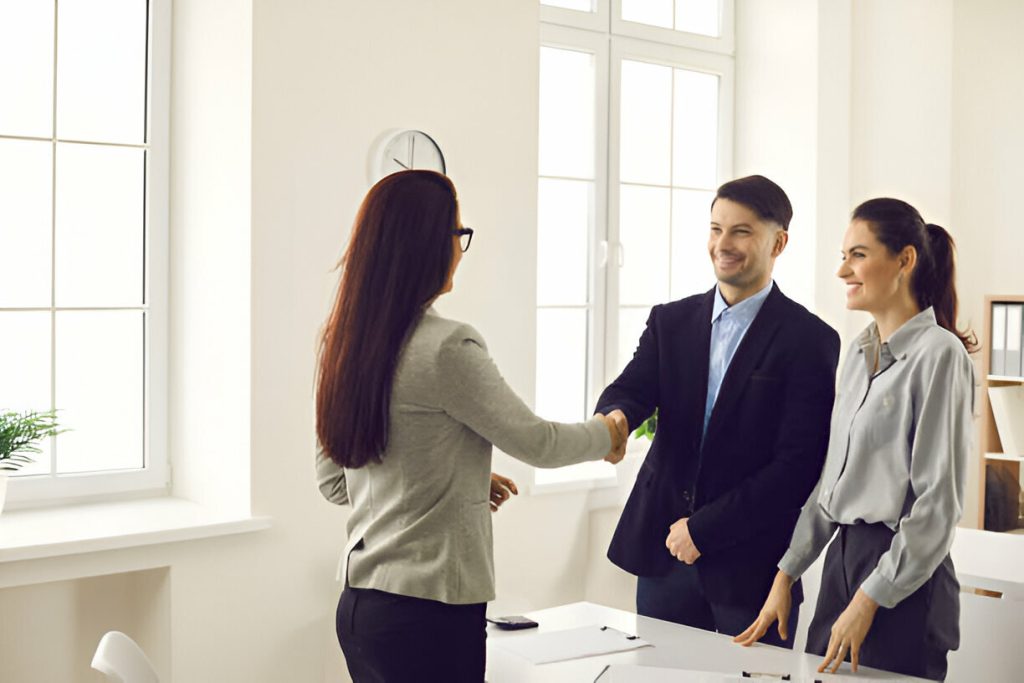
{"left": 953, "top": 0, "right": 1024, "bottom": 526}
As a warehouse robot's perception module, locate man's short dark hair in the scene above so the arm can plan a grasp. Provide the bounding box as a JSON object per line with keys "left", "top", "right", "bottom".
{"left": 712, "top": 175, "right": 793, "bottom": 231}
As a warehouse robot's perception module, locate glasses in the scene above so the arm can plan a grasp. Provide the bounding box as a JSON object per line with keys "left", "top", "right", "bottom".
{"left": 452, "top": 227, "right": 474, "bottom": 253}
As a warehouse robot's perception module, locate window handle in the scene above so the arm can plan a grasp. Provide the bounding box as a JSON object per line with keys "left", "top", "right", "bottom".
{"left": 598, "top": 240, "right": 608, "bottom": 268}
{"left": 617, "top": 242, "right": 625, "bottom": 268}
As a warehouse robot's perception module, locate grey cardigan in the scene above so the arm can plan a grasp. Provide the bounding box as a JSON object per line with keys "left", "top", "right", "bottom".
{"left": 316, "top": 308, "right": 611, "bottom": 604}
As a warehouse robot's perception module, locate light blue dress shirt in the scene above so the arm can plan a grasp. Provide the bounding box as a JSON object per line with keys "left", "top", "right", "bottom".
{"left": 703, "top": 281, "right": 774, "bottom": 437}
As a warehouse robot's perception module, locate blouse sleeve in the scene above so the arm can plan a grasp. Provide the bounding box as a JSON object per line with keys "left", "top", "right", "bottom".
{"left": 778, "top": 477, "right": 839, "bottom": 579}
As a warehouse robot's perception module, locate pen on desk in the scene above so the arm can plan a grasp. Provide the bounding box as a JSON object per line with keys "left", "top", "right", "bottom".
{"left": 741, "top": 672, "right": 791, "bottom": 680}
{"left": 593, "top": 663, "right": 611, "bottom": 682}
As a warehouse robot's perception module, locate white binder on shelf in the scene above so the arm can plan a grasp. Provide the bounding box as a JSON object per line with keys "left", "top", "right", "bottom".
{"left": 1007, "top": 304, "right": 1023, "bottom": 378}
{"left": 992, "top": 303, "right": 1007, "bottom": 376}
{"left": 989, "top": 385, "right": 1024, "bottom": 456}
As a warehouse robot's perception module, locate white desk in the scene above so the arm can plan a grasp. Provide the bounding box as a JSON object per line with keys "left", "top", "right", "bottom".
{"left": 950, "top": 526, "right": 1024, "bottom": 599}
{"left": 487, "top": 602, "right": 928, "bottom": 682}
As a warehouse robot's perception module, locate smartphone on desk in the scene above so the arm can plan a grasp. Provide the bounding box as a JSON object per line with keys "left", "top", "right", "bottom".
{"left": 486, "top": 615, "right": 539, "bottom": 630}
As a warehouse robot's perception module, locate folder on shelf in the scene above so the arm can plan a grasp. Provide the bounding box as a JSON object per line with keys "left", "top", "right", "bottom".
{"left": 992, "top": 303, "right": 1007, "bottom": 376}
{"left": 989, "top": 385, "right": 1024, "bottom": 456}
{"left": 1007, "top": 304, "right": 1023, "bottom": 378}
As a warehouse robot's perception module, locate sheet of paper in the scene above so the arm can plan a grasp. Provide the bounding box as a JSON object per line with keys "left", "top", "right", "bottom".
{"left": 597, "top": 664, "right": 896, "bottom": 683}
{"left": 597, "top": 665, "right": 743, "bottom": 682}
{"left": 490, "top": 625, "right": 651, "bottom": 664}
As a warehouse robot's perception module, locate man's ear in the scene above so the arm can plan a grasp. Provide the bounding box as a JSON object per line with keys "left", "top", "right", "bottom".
{"left": 772, "top": 228, "right": 789, "bottom": 257}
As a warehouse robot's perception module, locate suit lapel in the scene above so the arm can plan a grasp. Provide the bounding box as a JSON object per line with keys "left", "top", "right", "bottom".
{"left": 678, "top": 288, "right": 715, "bottom": 446}
{"left": 702, "top": 284, "right": 786, "bottom": 444}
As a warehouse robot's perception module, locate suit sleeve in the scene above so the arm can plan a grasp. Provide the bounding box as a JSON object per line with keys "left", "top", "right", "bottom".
{"left": 315, "top": 446, "right": 350, "bottom": 505}
{"left": 436, "top": 326, "right": 611, "bottom": 468}
{"left": 594, "top": 305, "right": 661, "bottom": 431}
{"left": 687, "top": 321, "right": 840, "bottom": 556}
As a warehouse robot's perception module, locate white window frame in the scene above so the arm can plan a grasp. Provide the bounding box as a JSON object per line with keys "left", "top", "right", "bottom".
{"left": 536, "top": 0, "right": 734, "bottom": 489}
{"left": 5, "top": 0, "right": 170, "bottom": 508}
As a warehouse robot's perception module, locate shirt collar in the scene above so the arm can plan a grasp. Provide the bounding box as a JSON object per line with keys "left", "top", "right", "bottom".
{"left": 711, "top": 280, "right": 774, "bottom": 325}
{"left": 855, "top": 307, "right": 938, "bottom": 359}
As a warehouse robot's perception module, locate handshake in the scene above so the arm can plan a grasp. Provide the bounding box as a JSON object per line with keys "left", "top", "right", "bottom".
{"left": 597, "top": 409, "right": 629, "bottom": 464}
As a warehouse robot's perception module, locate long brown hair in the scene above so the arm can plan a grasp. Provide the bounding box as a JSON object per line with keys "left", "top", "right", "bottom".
{"left": 317, "top": 171, "right": 458, "bottom": 467}
{"left": 852, "top": 198, "right": 977, "bottom": 351}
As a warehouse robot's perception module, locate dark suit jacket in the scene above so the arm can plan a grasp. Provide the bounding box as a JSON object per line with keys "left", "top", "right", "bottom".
{"left": 596, "top": 283, "right": 840, "bottom": 606}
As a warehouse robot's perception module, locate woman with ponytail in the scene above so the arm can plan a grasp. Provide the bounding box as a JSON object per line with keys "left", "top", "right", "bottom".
{"left": 736, "top": 198, "right": 976, "bottom": 680}
{"left": 315, "top": 170, "right": 628, "bottom": 683}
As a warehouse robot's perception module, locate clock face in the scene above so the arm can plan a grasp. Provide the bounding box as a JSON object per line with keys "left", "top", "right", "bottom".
{"left": 378, "top": 130, "right": 446, "bottom": 178}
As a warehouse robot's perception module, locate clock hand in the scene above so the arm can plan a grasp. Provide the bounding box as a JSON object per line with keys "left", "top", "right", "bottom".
{"left": 393, "top": 158, "right": 410, "bottom": 169}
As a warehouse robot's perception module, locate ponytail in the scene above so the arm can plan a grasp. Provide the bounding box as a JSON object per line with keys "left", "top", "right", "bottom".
{"left": 919, "top": 224, "right": 977, "bottom": 352}
{"left": 851, "top": 198, "right": 977, "bottom": 352}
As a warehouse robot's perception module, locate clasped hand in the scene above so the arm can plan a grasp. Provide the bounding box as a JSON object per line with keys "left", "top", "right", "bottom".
{"left": 598, "top": 409, "right": 629, "bottom": 464}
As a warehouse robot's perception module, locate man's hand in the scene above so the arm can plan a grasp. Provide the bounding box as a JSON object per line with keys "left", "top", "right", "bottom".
{"left": 818, "top": 588, "right": 879, "bottom": 674}
{"left": 665, "top": 517, "right": 701, "bottom": 564}
{"left": 600, "top": 409, "right": 629, "bottom": 464}
{"left": 734, "top": 570, "right": 794, "bottom": 646}
{"left": 489, "top": 473, "right": 518, "bottom": 512}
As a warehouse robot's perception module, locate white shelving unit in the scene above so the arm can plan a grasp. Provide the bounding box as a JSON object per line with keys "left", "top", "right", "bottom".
{"left": 980, "top": 296, "right": 1024, "bottom": 531}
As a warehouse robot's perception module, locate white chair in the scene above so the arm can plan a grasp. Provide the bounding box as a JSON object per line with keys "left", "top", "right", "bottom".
{"left": 91, "top": 631, "right": 159, "bottom": 683}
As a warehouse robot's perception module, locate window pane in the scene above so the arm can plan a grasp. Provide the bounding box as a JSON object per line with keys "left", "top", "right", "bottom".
{"left": 671, "top": 189, "right": 715, "bottom": 299}
{"left": 676, "top": 0, "right": 721, "bottom": 37}
{"left": 55, "top": 310, "right": 143, "bottom": 473}
{"left": 620, "top": 60, "right": 672, "bottom": 185}
{"left": 55, "top": 143, "right": 145, "bottom": 307}
{"left": 538, "top": 178, "right": 590, "bottom": 307}
{"left": 536, "top": 308, "right": 587, "bottom": 423}
{"left": 621, "top": 0, "right": 673, "bottom": 28}
{"left": 541, "top": 0, "right": 594, "bottom": 11}
{"left": 0, "top": 139, "right": 52, "bottom": 307}
{"left": 539, "top": 47, "right": 595, "bottom": 179}
{"left": 57, "top": 0, "right": 147, "bottom": 144}
{"left": 0, "top": 312, "right": 53, "bottom": 476}
{"left": 0, "top": 0, "right": 54, "bottom": 138}
{"left": 619, "top": 184, "right": 669, "bottom": 306}
{"left": 672, "top": 69, "right": 719, "bottom": 189}
{"left": 617, "top": 306, "right": 650, "bottom": 377}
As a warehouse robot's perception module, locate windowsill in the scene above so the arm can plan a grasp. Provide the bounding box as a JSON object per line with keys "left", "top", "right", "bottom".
{"left": 530, "top": 439, "right": 651, "bottom": 511}
{"left": 0, "top": 496, "right": 271, "bottom": 564}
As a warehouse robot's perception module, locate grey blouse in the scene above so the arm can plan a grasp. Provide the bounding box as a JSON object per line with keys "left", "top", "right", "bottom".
{"left": 316, "top": 308, "right": 611, "bottom": 605}
{"left": 778, "top": 308, "right": 974, "bottom": 608}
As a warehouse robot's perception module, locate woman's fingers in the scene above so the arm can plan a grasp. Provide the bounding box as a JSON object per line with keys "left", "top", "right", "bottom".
{"left": 830, "top": 641, "right": 849, "bottom": 674}
{"left": 817, "top": 635, "right": 837, "bottom": 673}
{"left": 733, "top": 618, "right": 767, "bottom": 646}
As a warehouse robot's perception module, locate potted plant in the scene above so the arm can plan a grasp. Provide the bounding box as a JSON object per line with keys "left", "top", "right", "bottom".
{"left": 0, "top": 409, "right": 62, "bottom": 514}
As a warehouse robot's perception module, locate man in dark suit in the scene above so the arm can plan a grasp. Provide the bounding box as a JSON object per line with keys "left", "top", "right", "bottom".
{"left": 596, "top": 175, "right": 840, "bottom": 647}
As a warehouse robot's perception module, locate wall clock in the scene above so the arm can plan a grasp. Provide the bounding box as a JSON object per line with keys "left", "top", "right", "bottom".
{"left": 370, "top": 129, "right": 446, "bottom": 182}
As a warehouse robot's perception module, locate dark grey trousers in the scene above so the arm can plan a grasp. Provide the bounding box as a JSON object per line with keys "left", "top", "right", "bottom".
{"left": 807, "top": 522, "right": 959, "bottom": 681}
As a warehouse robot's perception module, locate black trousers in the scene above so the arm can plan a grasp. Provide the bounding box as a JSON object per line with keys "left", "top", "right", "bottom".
{"left": 336, "top": 586, "right": 487, "bottom": 683}
{"left": 807, "top": 523, "right": 960, "bottom": 681}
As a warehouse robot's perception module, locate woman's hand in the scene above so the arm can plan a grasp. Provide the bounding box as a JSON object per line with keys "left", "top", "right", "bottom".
{"left": 489, "top": 473, "right": 518, "bottom": 512}
{"left": 734, "top": 570, "right": 794, "bottom": 646}
{"left": 818, "top": 588, "right": 879, "bottom": 674}
{"left": 600, "top": 410, "right": 629, "bottom": 463}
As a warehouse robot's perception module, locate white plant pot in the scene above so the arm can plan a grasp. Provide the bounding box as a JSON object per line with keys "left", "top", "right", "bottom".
{"left": 0, "top": 473, "right": 8, "bottom": 516}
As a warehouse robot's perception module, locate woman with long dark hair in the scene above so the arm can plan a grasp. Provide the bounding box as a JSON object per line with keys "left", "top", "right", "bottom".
{"left": 315, "top": 170, "right": 627, "bottom": 682}
{"left": 736, "top": 198, "right": 976, "bottom": 681}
